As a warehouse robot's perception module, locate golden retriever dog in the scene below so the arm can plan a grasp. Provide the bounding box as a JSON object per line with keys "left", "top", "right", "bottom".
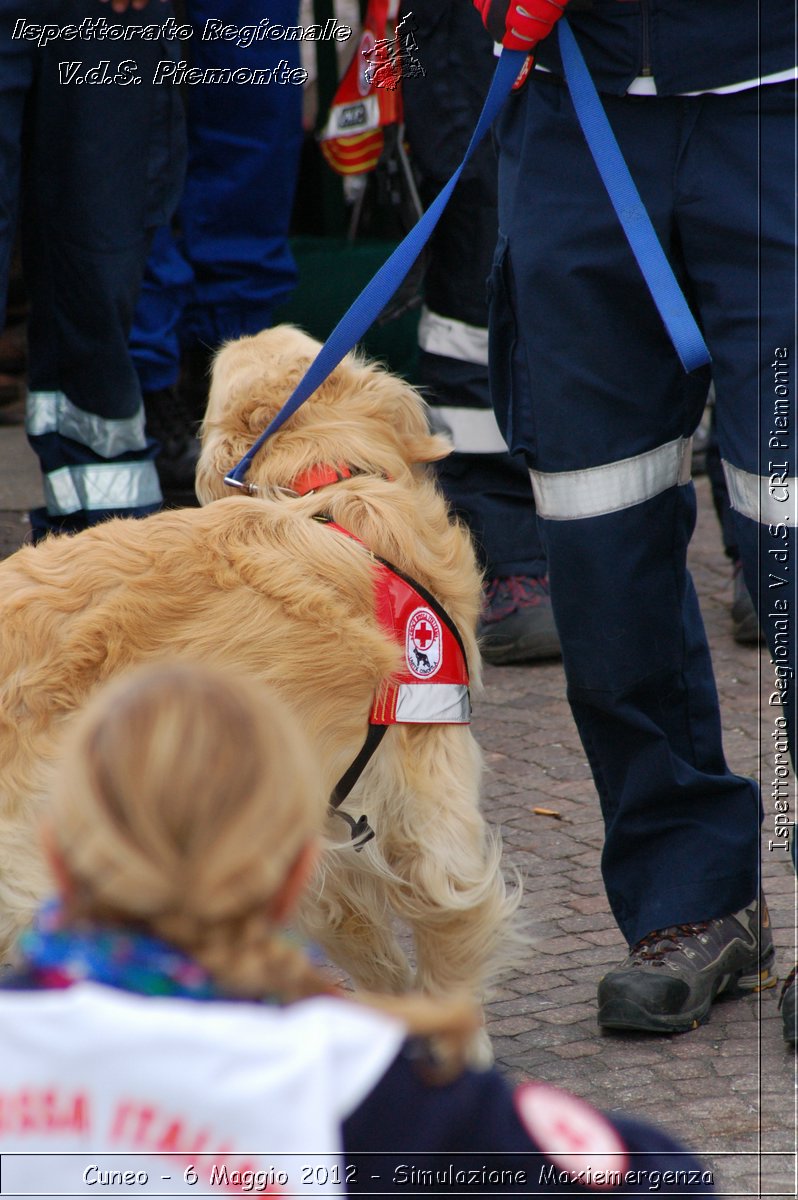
{"left": 0, "top": 325, "right": 520, "bottom": 1054}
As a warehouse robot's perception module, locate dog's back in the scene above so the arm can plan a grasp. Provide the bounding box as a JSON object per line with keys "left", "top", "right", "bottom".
{"left": 0, "top": 496, "right": 402, "bottom": 786}
{"left": 0, "top": 497, "right": 403, "bottom": 954}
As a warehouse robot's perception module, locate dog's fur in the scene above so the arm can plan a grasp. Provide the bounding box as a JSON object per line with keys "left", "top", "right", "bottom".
{"left": 0, "top": 326, "right": 520, "bottom": 1044}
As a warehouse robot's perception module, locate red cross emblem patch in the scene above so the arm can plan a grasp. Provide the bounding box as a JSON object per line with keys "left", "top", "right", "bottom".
{"left": 406, "top": 607, "right": 443, "bottom": 678}
{"left": 514, "top": 1083, "right": 628, "bottom": 1188}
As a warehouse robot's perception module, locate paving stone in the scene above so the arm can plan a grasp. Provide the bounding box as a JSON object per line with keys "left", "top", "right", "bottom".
{"left": 579, "top": 927, "right": 629, "bottom": 947}
{"left": 547, "top": 1039, "right": 603, "bottom": 1059}
{"left": 528, "top": 1002, "right": 597, "bottom": 1026}
{"left": 486, "top": 1013, "right": 541, "bottom": 1036}
{"left": 488, "top": 994, "right": 554, "bottom": 1018}
{"left": 528, "top": 934, "right": 593, "bottom": 955}
{"left": 567, "top": 895, "right": 613, "bottom": 915}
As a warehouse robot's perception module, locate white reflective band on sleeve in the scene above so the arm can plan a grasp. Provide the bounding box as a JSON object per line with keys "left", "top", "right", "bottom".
{"left": 428, "top": 405, "right": 508, "bottom": 454}
{"left": 529, "top": 436, "right": 692, "bottom": 521}
{"left": 722, "top": 460, "right": 798, "bottom": 527}
{"left": 27, "top": 390, "right": 148, "bottom": 457}
{"left": 43, "top": 462, "right": 162, "bottom": 515}
{"left": 418, "top": 306, "right": 489, "bottom": 366}
{"left": 395, "top": 683, "right": 471, "bottom": 723}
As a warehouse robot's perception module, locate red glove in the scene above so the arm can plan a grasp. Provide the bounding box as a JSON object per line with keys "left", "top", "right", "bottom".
{"left": 473, "top": 0, "right": 570, "bottom": 52}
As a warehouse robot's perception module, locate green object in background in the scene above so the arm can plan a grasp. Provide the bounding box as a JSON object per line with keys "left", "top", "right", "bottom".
{"left": 274, "top": 236, "right": 421, "bottom": 382}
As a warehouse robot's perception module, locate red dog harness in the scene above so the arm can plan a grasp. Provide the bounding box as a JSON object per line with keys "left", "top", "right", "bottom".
{"left": 288, "top": 466, "right": 472, "bottom": 848}
{"left": 320, "top": 518, "right": 472, "bottom": 847}
{"left": 324, "top": 520, "right": 471, "bottom": 727}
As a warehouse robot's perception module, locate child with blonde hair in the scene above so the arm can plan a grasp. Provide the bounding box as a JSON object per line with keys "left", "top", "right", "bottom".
{"left": 0, "top": 662, "right": 711, "bottom": 1195}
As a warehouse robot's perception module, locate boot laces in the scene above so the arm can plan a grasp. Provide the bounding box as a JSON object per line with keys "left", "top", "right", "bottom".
{"left": 482, "top": 575, "right": 551, "bottom": 624}
{"left": 630, "top": 922, "right": 711, "bottom": 965}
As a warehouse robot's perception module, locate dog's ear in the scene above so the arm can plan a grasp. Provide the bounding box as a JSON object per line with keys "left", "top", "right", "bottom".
{"left": 195, "top": 340, "right": 264, "bottom": 503}
{"left": 195, "top": 425, "right": 242, "bottom": 504}
{"left": 195, "top": 329, "right": 322, "bottom": 502}
{"left": 404, "top": 427, "right": 453, "bottom": 465}
{"left": 387, "top": 381, "right": 453, "bottom": 465}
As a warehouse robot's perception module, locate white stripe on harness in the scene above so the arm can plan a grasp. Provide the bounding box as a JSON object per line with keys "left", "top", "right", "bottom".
{"left": 529, "top": 436, "right": 693, "bottom": 521}
{"left": 722, "top": 460, "right": 798, "bottom": 527}
{"left": 394, "top": 683, "right": 471, "bottom": 724}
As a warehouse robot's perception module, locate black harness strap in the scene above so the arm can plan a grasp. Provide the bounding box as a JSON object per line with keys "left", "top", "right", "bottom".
{"left": 328, "top": 723, "right": 387, "bottom": 851}
{"left": 331, "top": 723, "right": 389, "bottom": 809}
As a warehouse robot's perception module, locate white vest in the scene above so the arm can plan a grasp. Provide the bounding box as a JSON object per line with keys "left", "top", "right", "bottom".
{"left": 0, "top": 984, "right": 404, "bottom": 1196}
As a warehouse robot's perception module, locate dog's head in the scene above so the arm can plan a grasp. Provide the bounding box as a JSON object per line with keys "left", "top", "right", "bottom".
{"left": 196, "top": 325, "right": 452, "bottom": 504}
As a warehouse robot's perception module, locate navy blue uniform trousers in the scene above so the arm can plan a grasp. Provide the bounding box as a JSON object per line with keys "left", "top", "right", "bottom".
{"left": 130, "top": 0, "right": 303, "bottom": 393}
{"left": 490, "top": 76, "right": 796, "bottom": 943}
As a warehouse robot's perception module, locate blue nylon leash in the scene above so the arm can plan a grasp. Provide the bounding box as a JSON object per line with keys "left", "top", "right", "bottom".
{"left": 227, "top": 20, "right": 710, "bottom": 487}
{"left": 225, "top": 46, "right": 526, "bottom": 487}
{"left": 557, "top": 19, "right": 711, "bottom": 373}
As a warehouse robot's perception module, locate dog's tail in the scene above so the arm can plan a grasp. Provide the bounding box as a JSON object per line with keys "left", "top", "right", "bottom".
{"left": 323, "top": 722, "right": 529, "bottom": 1000}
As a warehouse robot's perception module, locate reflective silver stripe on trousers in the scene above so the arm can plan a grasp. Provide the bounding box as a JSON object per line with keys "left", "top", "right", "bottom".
{"left": 417, "top": 306, "right": 489, "bottom": 366}
{"left": 27, "top": 390, "right": 148, "bottom": 457}
{"left": 43, "top": 462, "right": 162, "bottom": 515}
{"left": 529, "top": 437, "right": 693, "bottom": 521}
{"left": 428, "top": 406, "right": 509, "bottom": 454}
{"left": 395, "top": 683, "right": 471, "bottom": 724}
{"left": 722, "top": 460, "right": 798, "bottom": 527}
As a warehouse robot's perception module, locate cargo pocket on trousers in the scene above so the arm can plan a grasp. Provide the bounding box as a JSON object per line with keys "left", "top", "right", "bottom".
{"left": 486, "top": 233, "right": 535, "bottom": 462}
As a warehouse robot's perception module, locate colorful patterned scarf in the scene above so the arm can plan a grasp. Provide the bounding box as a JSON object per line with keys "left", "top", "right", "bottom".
{"left": 17, "top": 902, "right": 225, "bottom": 1000}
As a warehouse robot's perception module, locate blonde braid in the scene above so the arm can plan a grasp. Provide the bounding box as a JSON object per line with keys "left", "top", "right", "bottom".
{"left": 52, "top": 662, "right": 327, "bottom": 997}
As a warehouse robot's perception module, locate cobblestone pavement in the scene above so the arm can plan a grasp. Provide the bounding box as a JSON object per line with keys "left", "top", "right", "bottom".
{"left": 1, "top": 410, "right": 795, "bottom": 1198}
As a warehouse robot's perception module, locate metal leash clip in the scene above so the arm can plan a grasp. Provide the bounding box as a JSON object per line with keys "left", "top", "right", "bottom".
{"left": 224, "top": 474, "right": 259, "bottom": 495}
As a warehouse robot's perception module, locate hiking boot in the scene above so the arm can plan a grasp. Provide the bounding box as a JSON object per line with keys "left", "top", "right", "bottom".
{"left": 143, "top": 385, "right": 200, "bottom": 507}
{"left": 597, "top": 895, "right": 777, "bottom": 1034}
{"left": 779, "top": 965, "right": 797, "bottom": 1046}
{"left": 478, "top": 575, "right": 561, "bottom": 665}
{"left": 731, "top": 560, "right": 763, "bottom": 645}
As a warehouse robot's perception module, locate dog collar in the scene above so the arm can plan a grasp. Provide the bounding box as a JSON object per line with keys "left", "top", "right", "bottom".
{"left": 290, "top": 462, "right": 355, "bottom": 495}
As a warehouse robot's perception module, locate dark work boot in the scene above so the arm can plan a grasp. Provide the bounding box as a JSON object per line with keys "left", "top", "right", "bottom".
{"left": 597, "top": 895, "right": 777, "bottom": 1034}
{"left": 143, "top": 385, "right": 200, "bottom": 508}
{"left": 478, "top": 575, "right": 561, "bottom": 665}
